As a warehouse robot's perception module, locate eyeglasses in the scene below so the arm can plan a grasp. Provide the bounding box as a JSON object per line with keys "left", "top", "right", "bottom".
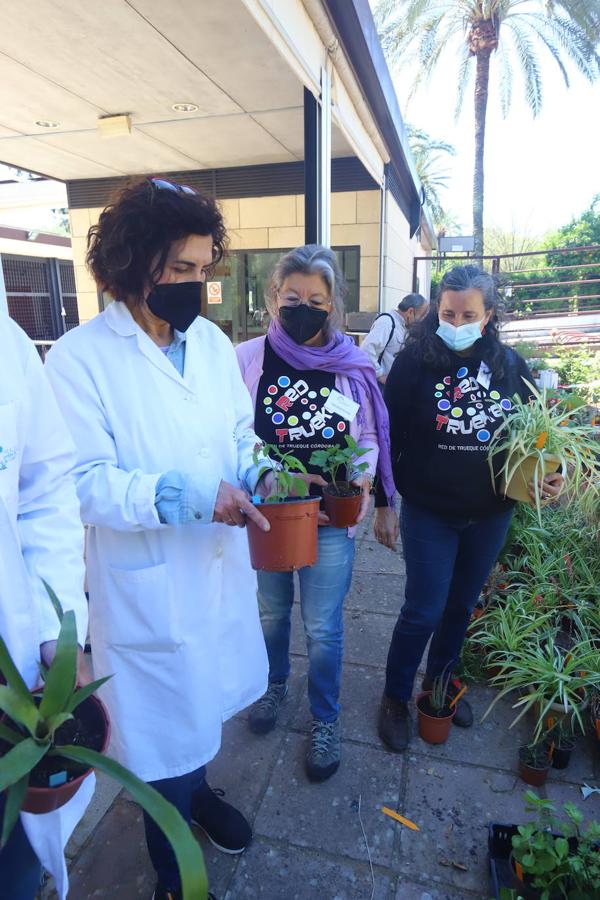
{"left": 277, "top": 292, "right": 331, "bottom": 310}
{"left": 151, "top": 177, "right": 195, "bottom": 196}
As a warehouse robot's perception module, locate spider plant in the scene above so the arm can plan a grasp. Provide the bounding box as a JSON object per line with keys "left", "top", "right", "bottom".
{"left": 488, "top": 380, "right": 599, "bottom": 522}
{"left": 483, "top": 637, "right": 600, "bottom": 742}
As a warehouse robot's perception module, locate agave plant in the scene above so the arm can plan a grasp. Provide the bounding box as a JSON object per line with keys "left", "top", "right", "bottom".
{"left": 488, "top": 380, "right": 599, "bottom": 522}
{"left": 0, "top": 585, "right": 207, "bottom": 899}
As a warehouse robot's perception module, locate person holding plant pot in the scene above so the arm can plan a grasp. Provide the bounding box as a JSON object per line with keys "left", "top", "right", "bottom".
{"left": 236, "top": 245, "right": 396, "bottom": 782}
{"left": 45, "top": 178, "right": 276, "bottom": 900}
{"left": 374, "top": 265, "right": 564, "bottom": 752}
{"left": 0, "top": 316, "right": 90, "bottom": 900}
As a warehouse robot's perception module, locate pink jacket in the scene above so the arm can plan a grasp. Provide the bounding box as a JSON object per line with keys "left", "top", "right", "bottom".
{"left": 236, "top": 335, "right": 380, "bottom": 480}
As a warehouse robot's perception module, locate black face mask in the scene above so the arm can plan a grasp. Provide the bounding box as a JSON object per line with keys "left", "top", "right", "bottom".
{"left": 146, "top": 281, "right": 202, "bottom": 333}
{"left": 279, "top": 304, "right": 328, "bottom": 344}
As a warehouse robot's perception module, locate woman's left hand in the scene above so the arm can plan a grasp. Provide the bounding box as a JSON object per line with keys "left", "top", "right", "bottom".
{"left": 351, "top": 475, "right": 373, "bottom": 524}
{"left": 528, "top": 471, "right": 564, "bottom": 504}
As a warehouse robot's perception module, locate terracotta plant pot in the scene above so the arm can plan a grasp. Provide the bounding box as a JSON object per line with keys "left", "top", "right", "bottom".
{"left": 246, "top": 497, "right": 320, "bottom": 572}
{"left": 322, "top": 483, "right": 361, "bottom": 528}
{"left": 500, "top": 452, "right": 560, "bottom": 505}
{"left": 21, "top": 693, "right": 110, "bottom": 815}
{"left": 416, "top": 691, "right": 455, "bottom": 744}
{"left": 518, "top": 745, "right": 550, "bottom": 787}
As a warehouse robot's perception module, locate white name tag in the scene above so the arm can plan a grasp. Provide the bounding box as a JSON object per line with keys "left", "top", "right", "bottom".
{"left": 476, "top": 362, "right": 491, "bottom": 391}
{"left": 323, "top": 389, "right": 360, "bottom": 422}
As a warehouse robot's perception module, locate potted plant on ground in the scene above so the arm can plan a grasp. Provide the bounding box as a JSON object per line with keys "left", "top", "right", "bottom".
{"left": 416, "top": 668, "right": 456, "bottom": 744}
{"left": 590, "top": 688, "right": 600, "bottom": 744}
{"left": 0, "top": 586, "right": 207, "bottom": 899}
{"left": 247, "top": 444, "right": 320, "bottom": 571}
{"left": 547, "top": 719, "right": 576, "bottom": 771}
{"left": 518, "top": 738, "right": 551, "bottom": 787}
{"left": 309, "top": 435, "right": 370, "bottom": 528}
{"left": 509, "top": 790, "right": 600, "bottom": 899}
{"left": 487, "top": 381, "right": 599, "bottom": 522}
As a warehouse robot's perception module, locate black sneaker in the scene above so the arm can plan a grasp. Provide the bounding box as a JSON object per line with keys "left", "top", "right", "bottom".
{"left": 248, "top": 681, "right": 288, "bottom": 734}
{"left": 152, "top": 885, "right": 216, "bottom": 900}
{"left": 190, "top": 782, "right": 251, "bottom": 854}
{"left": 379, "top": 693, "right": 410, "bottom": 752}
{"left": 422, "top": 674, "right": 473, "bottom": 728}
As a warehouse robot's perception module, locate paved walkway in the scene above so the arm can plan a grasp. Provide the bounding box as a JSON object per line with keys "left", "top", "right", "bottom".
{"left": 46, "top": 513, "right": 599, "bottom": 899}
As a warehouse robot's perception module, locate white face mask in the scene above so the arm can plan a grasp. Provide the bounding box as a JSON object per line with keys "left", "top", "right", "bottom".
{"left": 436, "top": 318, "right": 485, "bottom": 352}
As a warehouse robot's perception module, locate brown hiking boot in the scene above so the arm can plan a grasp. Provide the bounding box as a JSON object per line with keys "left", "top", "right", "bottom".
{"left": 378, "top": 693, "right": 410, "bottom": 752}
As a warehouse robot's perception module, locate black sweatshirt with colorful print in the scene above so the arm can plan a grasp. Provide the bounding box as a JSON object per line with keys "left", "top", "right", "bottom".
{"left": 375, "top": 342, "right": 534, "bottom": 519}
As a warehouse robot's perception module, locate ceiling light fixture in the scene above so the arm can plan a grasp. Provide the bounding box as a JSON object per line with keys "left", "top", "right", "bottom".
{"left": 171, "top": 103, "right": 199, "bottom": 113}
{"left": 35, "top": 120, "right": 60, "bottom": 128}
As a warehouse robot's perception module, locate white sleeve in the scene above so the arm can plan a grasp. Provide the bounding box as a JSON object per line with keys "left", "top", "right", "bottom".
{"left": 360, "top": 316, "right": 390, "bottom": 379}
{"left": 18, "top": 344, "right": 88, "bottom": 647}
{"left": 227, "top": 341, "right": 275, "bottom": 492}
{"left": 45, "top": 347, "right": 164, "bottom": 533}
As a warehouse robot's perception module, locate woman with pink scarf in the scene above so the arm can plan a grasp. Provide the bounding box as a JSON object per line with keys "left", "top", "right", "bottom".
{"left": 236, "top": 245, "right": 395, "bottom": 782}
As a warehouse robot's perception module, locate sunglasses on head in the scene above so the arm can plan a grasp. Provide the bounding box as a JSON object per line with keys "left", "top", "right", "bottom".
{"left": 151, "top": 177, "right": 195, "bottom": 196}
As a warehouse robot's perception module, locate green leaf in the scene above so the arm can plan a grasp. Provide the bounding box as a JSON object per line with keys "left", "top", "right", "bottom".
{"left": 0, "top": 635, "right": 34, "bottom": 703}
{"left": 42, "top": 580, "right": 64, "bottom": 623}
{"left": 44, "top": 712, "right": 73, "bottom": 734}
{"left": 0, "top": 737, "right": 48, "bottom": 792}
{"left": 0, "top": 721, "right": 26, "bottom": 745}
{"left": 0, "top": 686, "right": 40, "bottom": 738}
{"left": 56, "top": 745, "right": 208, "bottom": 900}
{"left": 39, "top": 609, "right": 77, "bottom": 722}
{"left": 1, "top": 775, "right": 28, "bottom": 848}
{"left": 66, "top": 676, "right": 112, "bottom": 714}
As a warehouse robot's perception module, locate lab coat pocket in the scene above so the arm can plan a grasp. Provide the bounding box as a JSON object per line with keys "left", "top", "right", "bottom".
{"left": 104, "top": 562, "right": 180, "bottom": 652}
{"left": 0, "top": 401, "right": 18, "bottom": 503}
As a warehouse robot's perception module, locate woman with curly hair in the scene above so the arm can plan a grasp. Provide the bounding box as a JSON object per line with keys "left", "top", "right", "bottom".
{"left": 374, "top": 265, "right": 564, "bottom": 753}
{"left": 45, "top": 178, "right": 276, "bottom": 900}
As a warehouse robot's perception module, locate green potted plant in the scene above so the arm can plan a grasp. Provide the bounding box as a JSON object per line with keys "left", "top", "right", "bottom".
{"left": 518, "top": 738, "right": 551, "bottom": 787}
{"left": 247, "top": 444, "right": 320, "bottom": 571}
{"left": 0, "top": 585, "right": 207, "bottom": 900}
{"left": 488, "top": 381, "right": 599, "bottom": 522}
{"left": 547, "top": 719, "right": 576, "bottom": 771}
{"left": 509, "top": 790, "right": 600, "bottom": 899}
{"left": 483, "top": 638, "right": 599, "bottom": 742}
{"left": 416, "top": 668, "right": 456, "bottom": 744}
{"left": 309, "top": 435, "right": 370, "bottom": 528}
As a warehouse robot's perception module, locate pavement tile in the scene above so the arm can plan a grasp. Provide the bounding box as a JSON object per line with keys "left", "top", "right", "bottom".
{"left": 224, "top": 838, "right": 393, "bottom": 899}
{"left": 544, "top": 779, "right": 600, "bottom": 827}
{"left": 353, "top": 541, "right": 406, "bottom": 576}
{"left": 64, "top": 772, "right": 122, "bottom": 859}
{"left": 545, "top": 732, "right": 598, "bottom": 785}
{"left": 292, "top": 663, "right": 384, "bottom": 747}
{"left": 399, "top": 756, "right": 536, "bottom": 896}
{"left": 254, "top": 734, "right": 403, "bottom": 868}
{"left": 395, "top": 879, "right": 481, "bottom": 899}
{"left": 347, "top": 571, "right": 404, "bottom": 617}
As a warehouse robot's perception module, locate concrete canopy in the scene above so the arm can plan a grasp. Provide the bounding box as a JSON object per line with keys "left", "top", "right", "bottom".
{"left": 0, "top": 0, "right": 359, "bottom": 180}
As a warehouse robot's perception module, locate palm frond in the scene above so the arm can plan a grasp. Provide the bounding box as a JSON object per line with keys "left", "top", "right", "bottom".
{"left": 504, "top": 20, "right": 544, "bottom": 115}
{"left": 495, "top": 39, "right": 514, "bottom": 116}
{"left": 454, "top": 43, "right": 474, "bottom": 119}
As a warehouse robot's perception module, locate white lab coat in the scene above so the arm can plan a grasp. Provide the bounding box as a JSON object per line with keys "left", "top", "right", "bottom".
{"left": 45, "top": 301, "right": 268, "bottom": 783}
{"left": 0, "top": 315, "right": 91, "bottom": 900}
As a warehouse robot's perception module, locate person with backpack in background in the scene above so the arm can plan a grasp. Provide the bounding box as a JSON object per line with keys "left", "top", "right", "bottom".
{"left": 361, "top": 293, "right": 429, "bottom": 386}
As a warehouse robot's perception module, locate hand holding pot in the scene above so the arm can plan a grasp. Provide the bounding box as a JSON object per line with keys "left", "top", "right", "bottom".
{"left": 373, "top": 506, "right": 399, "bottom": 550}
{"left": 527, "top": 471, "right": 564, "bottom": 505}
{"left": 40, "top": 640, "right": 92, "bottom": 686}
{"left": 351, "top": 475, "right": 373, "bottom": 524}
{"left": 213, "top": 479, "right": 270, "bottom": 531}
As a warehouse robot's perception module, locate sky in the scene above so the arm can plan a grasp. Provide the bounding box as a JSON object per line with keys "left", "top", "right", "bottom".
{"left": 370, "top": 2, "right": 600, "bottom": 238}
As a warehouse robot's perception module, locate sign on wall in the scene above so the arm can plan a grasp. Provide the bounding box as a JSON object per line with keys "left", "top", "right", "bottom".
{"left": 207, "top": 281, "right": 223, "bottom": 304}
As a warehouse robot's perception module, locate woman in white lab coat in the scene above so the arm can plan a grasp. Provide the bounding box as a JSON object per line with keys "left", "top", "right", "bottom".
{"left": 0, "top": 316, "right": 90, "bottom": 900}
{"left": 45, "top": 178, "right": 274, "bottom": 900}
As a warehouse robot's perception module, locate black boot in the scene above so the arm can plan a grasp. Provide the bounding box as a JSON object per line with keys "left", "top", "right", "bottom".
{"left": 378, "top": 693, "right": 410, "bottom": 752}
{"left": 191, "top": 782, "right": 252, "bottom": 854}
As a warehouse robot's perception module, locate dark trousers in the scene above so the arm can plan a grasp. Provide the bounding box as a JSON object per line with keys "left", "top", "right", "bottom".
{"left": 385, "top": 500, "right": 513, "bottom": 701}
{"left": 0, "top": 794, "right": 42, "bottom": 900}
{"left": 143, "top": 765, "right": 206, "bottom": 890}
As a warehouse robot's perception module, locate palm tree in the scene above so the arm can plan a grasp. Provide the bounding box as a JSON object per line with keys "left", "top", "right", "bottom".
{"left": 376, "top": 1, "right": 600, "bottom": 257}
{"left": 406, "top": 125, "right": 457, "bottom": 228}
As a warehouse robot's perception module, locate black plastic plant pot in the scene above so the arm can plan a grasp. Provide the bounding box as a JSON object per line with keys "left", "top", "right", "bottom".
{"left": 551, "top": 742, "right": 575, "bottom": 770}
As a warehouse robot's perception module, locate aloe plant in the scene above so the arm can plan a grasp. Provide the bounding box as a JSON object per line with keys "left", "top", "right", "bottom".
{"left": 309, "top": 435, "right": 369, "bottom": 494}
{"left": 488, "top": 380, "right": 599, "bottom": 522}
{"left": 0, "top": 584, "right": 207, "bottom": 899}
{"left": 252, "top": 443, "right": 310, "bottom": 503}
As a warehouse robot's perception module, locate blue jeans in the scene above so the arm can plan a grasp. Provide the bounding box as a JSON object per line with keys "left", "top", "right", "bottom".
{"left": 257, "top": 526, "right": 355, "bottom": 722}
{"left": 0, "top": 795, "right": 41, "bottom": 900}
{"left": 143, "top": 765, "right": 206, "bottom": 889}
{"left": 385, "top": 500, "right": 513, "bottom": 701}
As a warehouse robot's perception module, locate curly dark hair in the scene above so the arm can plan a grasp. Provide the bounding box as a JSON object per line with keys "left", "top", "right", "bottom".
{"left": 86, "top": 177, "right": 227, "bottom": 303}
{"left": 404, "top": 265, "right": 509, "bottom": 378}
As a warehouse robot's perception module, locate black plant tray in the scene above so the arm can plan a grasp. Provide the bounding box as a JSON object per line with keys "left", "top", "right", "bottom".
{"left": 488, "top": 823, "right": 520, "bottom": 899}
